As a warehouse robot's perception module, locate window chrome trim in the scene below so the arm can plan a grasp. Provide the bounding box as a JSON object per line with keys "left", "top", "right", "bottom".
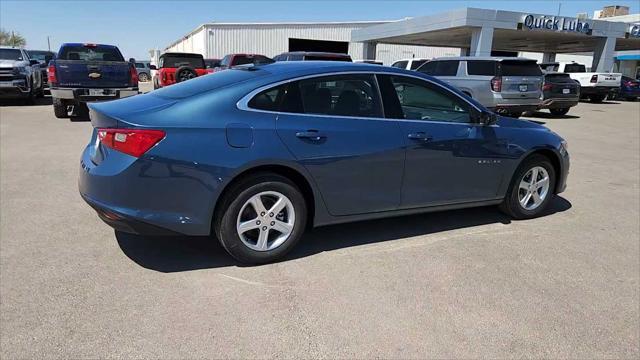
{"left": 236, "top": 70, "right": 486, "bottom": 125}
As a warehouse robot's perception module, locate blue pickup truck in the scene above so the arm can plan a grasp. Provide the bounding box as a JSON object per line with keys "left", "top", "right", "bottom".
{"left": 48, "top": 43, "right": 138, "bottom": 118}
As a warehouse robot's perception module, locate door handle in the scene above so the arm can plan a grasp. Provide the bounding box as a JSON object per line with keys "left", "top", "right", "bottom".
{"left": 295, "top": 130, "right": 326, "bottom": 141}
{"left": 407, "top": 132, "right": 433, "bottom": 142}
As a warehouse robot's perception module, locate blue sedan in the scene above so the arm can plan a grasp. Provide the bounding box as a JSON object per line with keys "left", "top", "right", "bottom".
{"left": 79, "top": 61, "right": 570, "bottom": 264}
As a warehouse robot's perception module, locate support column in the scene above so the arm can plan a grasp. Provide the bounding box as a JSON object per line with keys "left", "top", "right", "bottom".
{"left": 542, "top": 52, "right": 556, "bottom": 63}
{"left": 592, "top": 36, "right": 617, "bottom": 72}
{"left": 469, "top": 26, "right": 494, "bottom": 57}
{"left": 361, "top": 41, "right": 377, "bottom": 60}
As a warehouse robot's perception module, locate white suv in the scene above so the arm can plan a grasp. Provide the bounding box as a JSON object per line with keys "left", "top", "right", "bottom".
{"left": 390, "top": 58, "right": 430, "bottom": 71}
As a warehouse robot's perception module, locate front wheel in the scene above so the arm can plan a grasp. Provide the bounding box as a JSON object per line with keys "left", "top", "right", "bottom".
{"left": 215, "top": 173, "right": 307, "bottom": 264}
{"left": 500, "top": 155, "right": 556, "bottom": 219}
{"left": 549, "top": 107, "right": 570, "bottom": 116}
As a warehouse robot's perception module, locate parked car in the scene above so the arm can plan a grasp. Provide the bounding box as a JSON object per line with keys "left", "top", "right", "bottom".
{"left": 215, "top": 53, "right": 274, "bottom": 71}
{"left": 0, "top": 46, "right": 44, "bottom": 103}
{"left": 617, "top": 75, "right": 640, "bottom": 101}
{"left": 150, "top": 52, "right": 208, "bottom": 89}
{"left": 79, "top": 62, "right": 569, "bottom": 264}
{"left": 27, "top": 50, "right": 56, "bottom": 93}
{"left": 417, "top": 57, "right": 543, "bottom": 118}
{"left": 204, "top": 58, "right": 221, "bottom": 71}
{"left": 273, "top": 52, "right": 352, "bottom": 62}
{"left": 48, "top": 43, "right": 138, "bottom": 118}
{"left": 134, "top": 61, "right": 151, "bottom": 82}
{"left": 542, "top": 62, "right": 621, "bottom": 103}
{"left": 391, "top": 58, "right": 430, "bottom": 70}
{"left": 538, "top": 71, "right": 580, "bottom": 116}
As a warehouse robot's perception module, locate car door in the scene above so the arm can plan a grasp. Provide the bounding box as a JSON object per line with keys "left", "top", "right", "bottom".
{"left": 273, "top": 74, "right": 406, "bottom": 216}
{"left": 377, "top": 74, "right": 508, "bottom": 208}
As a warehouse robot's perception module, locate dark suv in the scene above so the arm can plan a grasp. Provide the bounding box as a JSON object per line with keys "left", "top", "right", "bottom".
{"left": 214, "top": 54, "right": 274, "bottom": 72}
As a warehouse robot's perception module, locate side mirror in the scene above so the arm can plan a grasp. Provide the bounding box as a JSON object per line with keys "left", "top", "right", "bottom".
{"left": 149, "top": 64, "right": 157, "bottom": 70}
{"left": 29, "top": 59, "right": 39, "bottom": 66}
{"left": 477, "top": 110, "right": 498, "bottom": 125}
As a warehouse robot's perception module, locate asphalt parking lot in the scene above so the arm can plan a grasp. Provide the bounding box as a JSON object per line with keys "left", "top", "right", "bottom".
{"left": 1, "top": 95, "right": 639, "bottom": 358}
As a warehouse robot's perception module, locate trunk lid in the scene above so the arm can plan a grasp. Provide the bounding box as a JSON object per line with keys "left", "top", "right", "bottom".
{"left": 498, "top": 60, "right": 543, "bottom": 99}
{"left": 55, "top": 60, "right": 131, "bottom": 88}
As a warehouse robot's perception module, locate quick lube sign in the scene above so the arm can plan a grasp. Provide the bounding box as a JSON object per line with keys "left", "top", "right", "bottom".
{"left": 629, "top": 24, "right": 640, "bottom": 37}
{"left": 522, "top": 14, "right": 591, "bottom": 34}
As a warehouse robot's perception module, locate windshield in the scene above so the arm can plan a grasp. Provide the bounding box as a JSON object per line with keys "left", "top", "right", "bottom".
{"left": 0, "top": 49, "right": 23, "bottom": 61}
{"left": 161, "top": 55, "right": 205, "bottom": 68}
{"left": 58, "top": 45, "right": 124, "bottom": 61}
{"left": 27, "top": 51, "right": 55, "bottom": 62}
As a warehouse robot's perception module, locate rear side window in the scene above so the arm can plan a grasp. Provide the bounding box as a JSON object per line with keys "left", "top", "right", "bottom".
{"left": 59, "top": 45, "right": 124, "bottom": 61}
{"left": 467, "top": 61, "right": 497, "bottom": 76}
{"left": 391, "top": 60, "right": 408, "bottom": 69}
{"left": 417, "top": 60, "right": 458, "bottom": 76}
{"left": 499, "top": 61, "right": 542, "bottom": 76}
{"left": 409, "top": 60, "right": 428, "bottom": 70}
{"left": 291, "top": 74, "right": 382, "bottom": 118}
{"left": 248, "top": 85, "right": 286, "bottom": 111}
{"left": 563, "top": 64, "right": 586, "bottom": 73}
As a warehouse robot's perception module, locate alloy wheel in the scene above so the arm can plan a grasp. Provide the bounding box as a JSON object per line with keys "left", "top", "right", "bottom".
{"left": 236, "top": 191, "right": 295, "bottom": 251}
{"left": 518, "top": 166, "right": 550, "bottom": 210}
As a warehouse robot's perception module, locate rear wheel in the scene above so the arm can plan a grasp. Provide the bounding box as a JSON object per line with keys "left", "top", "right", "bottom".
{"left": 52, "top": 98, "right": 68, "bottom": 118}
{"left": 549, "top": 107, "right": 570, "bottom": 116}
{"left": 500, "top": 154, "right": 556, "bottom": 219}
{"left": 214, "top": 173, "right": 307, "bottom": 264}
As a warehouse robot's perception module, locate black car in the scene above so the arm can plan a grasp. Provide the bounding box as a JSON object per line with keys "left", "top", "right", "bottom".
{"left": 538, "top": 72, "right": 580, "bottom": 116}
{"left": 27, "top": 50, "right": 56, "bottom": 91}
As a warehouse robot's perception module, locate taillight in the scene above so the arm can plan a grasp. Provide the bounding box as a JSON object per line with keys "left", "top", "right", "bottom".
{"left": 491, "top": 76, "right": 502, "bottom": 92}
{"left": 542, "top": 83, "right": 553, "bottom": 91}
{"left": 47, "top": 64, "right": 57, "bottom": 85}
{"left": 590, "top": 74, "right": 598, "bottom": 83}
{"left": 129, "top": 65, "right": 138, "bottom": 86}
{"left": 97, "top": 128, "right": 165, "bottom": 158}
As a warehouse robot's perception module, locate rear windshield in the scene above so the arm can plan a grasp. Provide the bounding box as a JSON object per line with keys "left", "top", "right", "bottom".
{"left": 0, "top": 49, "right": 23, "bottom": 61}
{"left": 58, "top": 45, "right": 124, "bottom": 61}
{"left": 563, "top": 64, "right": 586, "bottom": 73}
{"left": 499, "top": 61, "right": 542, "bottom": 76}
{"left": 152, "top": 67, "right": 267, "bottom": 99}
{"left": 160, "top": 55, "right": 204, "bottom": 69}
{"left": 304, "top": 55, "right": 352, "bottom": 62}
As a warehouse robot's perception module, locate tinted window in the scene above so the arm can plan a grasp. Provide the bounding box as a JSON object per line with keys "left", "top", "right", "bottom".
{"left": 563, "top": 63, "right": 586, "bottom": 73}
{"left": 392, "top": 61, "right": 408, "bottom": 69}
{"left": 467, "top": 60, "right": 497, "bottom": 76}
{"left": 204, "top": 59, "right": 220, "bottom": 68}
{"left": 0, "top": 49, "right": 23, "bottom": 60}
{"left": 27, "top": 51, "right": 55, "bottom": 62}
{"left": 418, "top": 60, "right": 458, "bottom": 76}
{"left": 499, "top": 61, "right": 542, "bottom": 76}
{"left": 231, "top": 55, "right": 273, "bottom": 66}
{"left": 161, "top": 55, "right": 204, "bottom": 68}
{"left": 304, "top": 55, "right": 351, "bottom": 62}
{"left": 288, "top": 54, "right": 304, "bottom": 61}
{"left": 248, "top": 85, "right": 286, "bottom": 111}
{"left": 296, "top": 74, "right": 382, "bottom": 118}
{"left": 135, "top": 62, "right": 145, "bottom": 68}
{"left": 59, "top": 45, "right": 124, "bottom": 61}
{"left": 386, "top": 75, "right": 470, "bottom": 123}
{"left": 409, "top": 59, "right": 428, "bottom": 70}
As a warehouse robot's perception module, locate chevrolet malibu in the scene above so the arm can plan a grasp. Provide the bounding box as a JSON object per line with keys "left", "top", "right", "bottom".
{"left": 79, "top": 61, "right": 569, "bottom": 264}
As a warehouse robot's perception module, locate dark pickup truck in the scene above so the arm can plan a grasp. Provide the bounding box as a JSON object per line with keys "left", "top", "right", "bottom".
{"left": 48, "top": 43, "right": 138, "bottom": 118}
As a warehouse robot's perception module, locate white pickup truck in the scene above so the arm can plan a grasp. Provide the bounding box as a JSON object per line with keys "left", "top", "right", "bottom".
{"left": 541, "top": 62, "right": 621, "bottom": 103}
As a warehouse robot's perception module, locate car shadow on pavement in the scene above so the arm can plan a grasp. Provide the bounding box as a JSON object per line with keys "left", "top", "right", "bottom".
{"left": 116, "top": 196, "right": 572, "bottom": 272}
{"left": 0, "top": 96, "right": 52, "bottom": 107}
{"left": 524, "top": 111, "right": 580, "bottom": 120}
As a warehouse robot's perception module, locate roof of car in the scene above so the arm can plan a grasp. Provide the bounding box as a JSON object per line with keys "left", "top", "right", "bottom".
{"left": 432, "top": 56, "right": 536, "bottom": 62}
{"left": 161, "top": 52, "right": 203, "bottom": 57}
{"left": 60, "top": 43, "right": 118, "bottom": 48}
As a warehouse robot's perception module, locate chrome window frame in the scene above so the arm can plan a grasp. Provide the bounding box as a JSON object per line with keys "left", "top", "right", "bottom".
{"left": 236, "top": 70, "right": 487, "bottom": 126}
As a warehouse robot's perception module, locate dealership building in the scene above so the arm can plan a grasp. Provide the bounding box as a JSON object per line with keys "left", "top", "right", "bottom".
{"left": 158, "top": 6, "right": 640, "bottom": 77}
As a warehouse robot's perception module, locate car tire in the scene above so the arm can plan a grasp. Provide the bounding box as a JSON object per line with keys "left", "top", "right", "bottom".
{"left": 138, "top": 72, "right": 149, "bottom": 82}
{"left": 174, "top": 66, "right": 198, "bottom": 83}
{"left": 590, "top": 94, "right": 605, "bottom": 103}
{"left": 499, "top": 154, "right": 556, "bottom": 220}
{"left": 549, "top": 108, "right": 570, "bottom": 116}
{"left": 214, "top": 172, "right": 307, "bottom": 264}
{"left": 52, "top": 98, "right": 68, "bottom": 118}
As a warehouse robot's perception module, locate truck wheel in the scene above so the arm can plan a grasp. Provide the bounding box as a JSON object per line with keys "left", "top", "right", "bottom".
{"left": 52, "top": 98, "right": 68, "bottom": 118}
{"left": 174, "top": 66, "right": 197, "bottom": 83}
{"left": 590, "top": 94, "right": 605, "bottom": 103}
{"left": 138, "top": 72, "right": 149, "bottom": 82}
{"left": 549, "top": 108, "right": 570, "bottom": 116}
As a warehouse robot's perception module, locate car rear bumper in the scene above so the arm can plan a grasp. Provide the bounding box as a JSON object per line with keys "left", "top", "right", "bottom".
{"left": 51, "top": 87, "right": 139, "bottom": 101}
{"left": 580, "top": 86, "right": 618, "bottom": 97}
{"left": 539, "top": 98, "right": 580, "bottom": 109}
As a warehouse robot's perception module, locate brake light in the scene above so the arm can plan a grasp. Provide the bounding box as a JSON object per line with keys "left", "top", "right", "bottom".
{"left": 542, "top": 83, "right": 553, "bottom": 91}
{"left": 83, "top": 43, "right": 97, "bottom": 48}
{"left": 97, "top": 128, "right": 165, "bottom": 158}
{"left": 47, "top": 64, "right": 57, "bottom": 84}
{"left": 129, "top": 65, "right": 138, "bottom": 86}
{"left": 590, "top": 74, "right": 598, "bottom": 83}
{"left": 491, "top": 76, "right": 502, "bottom": 92}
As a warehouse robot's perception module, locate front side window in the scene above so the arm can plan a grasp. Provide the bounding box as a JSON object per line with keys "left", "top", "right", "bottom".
{"left": 380, "top": 75, "right": 471, "bottom": 123}
{"left": 391, "top": 60, "right": 408, "bottom": 69}
{"left": 297, "top": 74, "right": 382, "bottom": 118}
{"left": 417, "top": 60, "right": 459, "bottom": 76}
{"left": 410, "top": 59, "right": 428, "bottom": 70}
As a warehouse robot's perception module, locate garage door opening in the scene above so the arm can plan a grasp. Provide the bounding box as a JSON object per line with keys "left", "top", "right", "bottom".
{"left": 288, "top": 38, "right": 349, "bottom": 54}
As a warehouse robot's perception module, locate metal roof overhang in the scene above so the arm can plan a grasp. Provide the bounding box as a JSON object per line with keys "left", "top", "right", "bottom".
{"left": 352, "top": 7, "right": 640, "bottom": 53}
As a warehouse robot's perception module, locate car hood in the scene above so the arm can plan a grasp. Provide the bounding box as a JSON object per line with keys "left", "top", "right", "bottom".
{"left": 496, "top": 116, "right": 550, "bottom": 131}
{"left": 0, "top": 60, "right": 26, "bottom": 68}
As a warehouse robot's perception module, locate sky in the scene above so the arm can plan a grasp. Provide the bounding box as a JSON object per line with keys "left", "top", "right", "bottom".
{"left": 1, "top": 0, "right": 638, "bottom": 60}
